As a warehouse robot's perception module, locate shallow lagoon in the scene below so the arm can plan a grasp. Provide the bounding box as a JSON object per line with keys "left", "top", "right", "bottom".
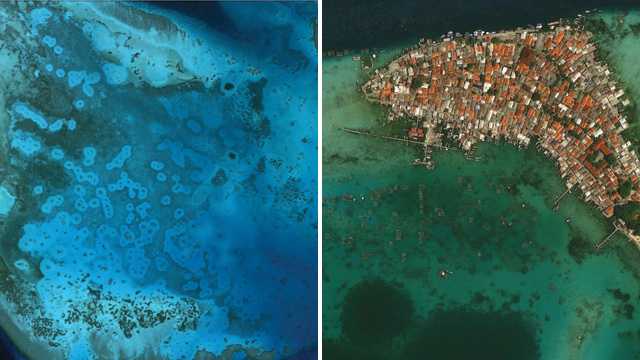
{"left": 0, "top": 1, "right": 317, "bottom": 359}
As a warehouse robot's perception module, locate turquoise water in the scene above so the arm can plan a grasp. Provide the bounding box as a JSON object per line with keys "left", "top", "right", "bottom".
{"left": 587, "top": 10, "right": 640, "bottom": 155}
{"left": 0, "top": 2, "right": 317, "bottom": 359}
{"left": 322, "top": 13, "right": 640, "bottom": 360}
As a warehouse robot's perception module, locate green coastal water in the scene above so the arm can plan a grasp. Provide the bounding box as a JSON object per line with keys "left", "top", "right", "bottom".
{"left": 322, "top": 11, "right": 640, "bottom": 360}
{"left": 589, "top": 10, "right": 640, "bottom": 156}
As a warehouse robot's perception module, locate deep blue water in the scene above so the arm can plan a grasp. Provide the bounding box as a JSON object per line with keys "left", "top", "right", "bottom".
{"left": 0, "top": 332, "right": 25, "bottom": 360}
{"left": 146, "top": 2, "right": 243, "bottom": 39}
{"left": 323, "top": 0, "right": 640, "bottom": 50}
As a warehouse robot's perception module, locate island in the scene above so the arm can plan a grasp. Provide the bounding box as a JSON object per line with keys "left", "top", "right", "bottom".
{"left": 360, "top": 23, "right": 640, "bottom": 250}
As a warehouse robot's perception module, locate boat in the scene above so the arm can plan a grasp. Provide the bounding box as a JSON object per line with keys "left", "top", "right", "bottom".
{"left": 566, "top": 216, "right": 573, "bottom": 223}
{"left": 438, "top": 268, "right": 453, "bottom": 279}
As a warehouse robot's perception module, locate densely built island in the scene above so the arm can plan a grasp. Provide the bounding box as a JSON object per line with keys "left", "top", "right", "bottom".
{"left": 361, "top": 23, "right": 640, "bottom": 248}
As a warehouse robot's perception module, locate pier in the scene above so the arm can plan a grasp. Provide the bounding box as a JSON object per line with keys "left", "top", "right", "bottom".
{"left": 595, "top": 224, "right": 619, "bottom": 252}
{"left": 333, "top": 124, "right": 458, "bottom": 150}
{"left": 553, "top": 184, "right": 576, "bottom": 208}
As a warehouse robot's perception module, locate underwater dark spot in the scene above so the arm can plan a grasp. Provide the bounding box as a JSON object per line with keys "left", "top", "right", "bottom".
{"left": 224, "top": 82, "right": 235, "bottom": 91}
{"left": 323, "top": 338, "right": 391, "bottom": 360}
{"left": 609, "top": 288, "right": 631, "bottom": 302}
{"left": 256, "top": 156, "right": 266, "bottom": 173}
{"left": 340, "top": 278, "right": 414, "bottom": 344}
{"left": 211, "top": 169, "right": 228, "bottom": 186}
{"left": 12, "top": 199, "right": 26, "bottom": 213}
{"left": 568, "top": 233, "right": 591, "bottom": 264}
{"left": 623, "top": 304, "right": 635, "bottom": 320}
{"left": 473, "top": 292, "right": 490, "bottom": 305}
{"left": 227, "top": 151, "right": 237, "bottom": 160}
{"left": 403, "top": 308, "right": 540, "bottom": 360}
{"left": 247, "top": 77, "right": 268, "bottom": 111}
{"left": 327, "top": 153, "right": 359, "bottom": 165}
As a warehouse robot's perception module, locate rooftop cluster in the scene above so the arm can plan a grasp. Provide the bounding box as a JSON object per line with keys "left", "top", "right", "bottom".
{"left": 364, "top": 26, "right": 640, "bottom": 220}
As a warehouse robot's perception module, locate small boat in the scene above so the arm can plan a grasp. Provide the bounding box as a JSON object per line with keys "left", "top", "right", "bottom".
{"left": 566, "top": 216, "right": 573, "bottom": 223}
{"left": 438, "top": 268, "right": 453, "bottom": 279}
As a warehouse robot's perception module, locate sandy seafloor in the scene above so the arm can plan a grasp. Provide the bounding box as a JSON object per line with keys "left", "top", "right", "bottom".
{"left": 322, "top": 9, "right": 640, "bottom": 360}
{"left": 0, "top": 1, "right": 317, "bottom": 359}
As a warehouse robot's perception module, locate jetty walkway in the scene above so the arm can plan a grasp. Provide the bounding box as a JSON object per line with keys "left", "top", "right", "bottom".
{"left": 333, "top": 124, "right": 458, "bottom": 150}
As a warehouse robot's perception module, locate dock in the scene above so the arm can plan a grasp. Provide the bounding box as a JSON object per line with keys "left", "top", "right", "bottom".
{"left": 553, "top": 184, "right": 576, "bottom": 207}
{"left": 595, "top": 224, "right": 619, "bottom": 252}
{"left": 333, "top": 124, "right": 458, "bottom": 150}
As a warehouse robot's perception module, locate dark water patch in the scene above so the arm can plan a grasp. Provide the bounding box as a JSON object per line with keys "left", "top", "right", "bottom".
{"left": 146, "top": 2, "right": 243, "bottom": 40}
{"left": 609, "top": 288, "right": 631, "bottom": 302}
{"left": 323, "top": 0, "right": 640, "bottom": 51}
{"left": 28, "top": 80, "right": 75, "bottom": 120}
{"left": 623, "top": 304, "right": 635, "bottom": 319}
{"left": 211, "top": 169, "right": 228, "bottom": 186}
{"left": 559, "top": 296, "right": 566, "bottom": 306}
{"left": 608, "top": 288, "right": 635, "bottom": 320}
{"left": 322, "top": 338, "right": 392, "bottom": 360}
{"left": 224, "top": 82, "right": 235, "bottom": 91}
{"left": 583, "top": 17, "right": 619, "bottom": 41}
{"left": 256, "top": 156, "right": 266, "bottom": 173}
{"left": 264, "top": 24, "right": 310, "bottom": 72}
{"left": 340, "top": 278, "right": 415, "bottom": 344}
{"left": 312, "top": 17, "right": 318, "bottom": 50}
{"left": 327, "top": 152, "right": 360, "bottom": 165}
{"left": 473, "top": 292, "right": 490, "bottom": 305}
{"left": 283, "top": 346, "right": 318, "bottom": 360}
{"left": 630, "top": 21, "right": 640, "bottom": 36}
{"left": 402, "top": 307, "right": 540, "bottom": 360}
{"left": 247, "top": 78, "right": 267, "bottom": 112}
{"left": 23, "top": 155, "right": 71, "bottom": 191}
{"left": 0, "top": 327, "right": 26, "bottom": 360}
{"left": 568, "top": 231, "right": 593, "bottom": 264}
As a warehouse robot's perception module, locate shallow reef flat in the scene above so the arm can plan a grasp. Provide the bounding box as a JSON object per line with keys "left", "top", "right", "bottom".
{"left": 0, "top": 1, "right": 317, "bottom": 359}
